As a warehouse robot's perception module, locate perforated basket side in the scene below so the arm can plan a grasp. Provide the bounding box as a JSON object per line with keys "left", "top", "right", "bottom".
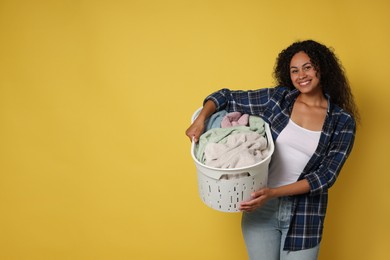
{"left": 197, "top": 166, "right": 268, "bottom": 212}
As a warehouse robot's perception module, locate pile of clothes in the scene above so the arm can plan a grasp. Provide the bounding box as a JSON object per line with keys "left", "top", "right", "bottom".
{"left": 194, "top": 110, "right": 269, "bottom": 170}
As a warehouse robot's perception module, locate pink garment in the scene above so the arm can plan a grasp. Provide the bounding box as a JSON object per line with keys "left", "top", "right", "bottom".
{"left": 220, "top": 112, "right": 249, "bottom": 128}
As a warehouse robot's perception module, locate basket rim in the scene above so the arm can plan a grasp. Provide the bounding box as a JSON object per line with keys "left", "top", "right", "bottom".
{"left": 190, "top": 107, "right": 274, "bottom": 173}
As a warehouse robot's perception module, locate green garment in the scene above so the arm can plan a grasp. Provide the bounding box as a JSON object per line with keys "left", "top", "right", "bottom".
{"left": 195, "top": 115, "right": 265, "bottom": 163}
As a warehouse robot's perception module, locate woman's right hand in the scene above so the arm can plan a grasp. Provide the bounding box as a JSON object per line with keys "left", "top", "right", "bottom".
{"left": 185, "top": 119, "right": 205, "bottom": 143}
{"left": 185, "top": 100, "right": 217, "bottom": 143}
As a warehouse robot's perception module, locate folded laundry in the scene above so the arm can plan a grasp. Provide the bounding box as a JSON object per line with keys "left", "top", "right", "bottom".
{"left": 204, "top": 132, "right": 268, "bottom": 168}
{"left": 194, "top": 116, "right": 265, "bottom": 167}
{"left": 205, "top": 110, "right": 227, "bottom": 130}
{"left": 221, "top": 112, "right": 249, "bottom": 128}
{"left": 220, "top": 172, "right": 250, "bottom": 180}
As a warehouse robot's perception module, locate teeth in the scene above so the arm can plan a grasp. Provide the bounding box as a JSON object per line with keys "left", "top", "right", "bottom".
{"left": 300, "top": 81, "right": 310, "bottom": 86}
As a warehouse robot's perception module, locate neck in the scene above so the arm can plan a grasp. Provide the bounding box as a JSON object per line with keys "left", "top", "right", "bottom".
{"left": 297, "top": 91, "right": 327, "bottom": 108}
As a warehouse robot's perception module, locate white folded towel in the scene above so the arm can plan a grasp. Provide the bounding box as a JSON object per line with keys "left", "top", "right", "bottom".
{"left": 204, "top": 132, "right": 268, "bottom": 169}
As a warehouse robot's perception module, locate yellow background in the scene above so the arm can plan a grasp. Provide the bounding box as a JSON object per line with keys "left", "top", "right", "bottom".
{"left": 0, "top": 0, "right": 389, "bottom": 259}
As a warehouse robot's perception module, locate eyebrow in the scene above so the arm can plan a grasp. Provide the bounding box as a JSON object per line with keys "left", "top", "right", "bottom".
{"left": 290, "top": 62, "right": 312, "bottom": 69}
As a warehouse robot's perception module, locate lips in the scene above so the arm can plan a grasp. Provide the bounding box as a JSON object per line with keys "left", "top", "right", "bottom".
{"left": 298, "top": 80, "right": 311, "bottom": 86}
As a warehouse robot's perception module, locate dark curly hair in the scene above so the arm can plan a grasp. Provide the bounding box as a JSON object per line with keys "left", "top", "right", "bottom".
{"left": 273, "top": 40, "right": 360, "bottom": 123}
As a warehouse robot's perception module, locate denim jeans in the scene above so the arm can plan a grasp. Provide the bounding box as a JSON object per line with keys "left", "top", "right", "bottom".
{"left": 241, "top": 197, "right": 320, "bottom": 260}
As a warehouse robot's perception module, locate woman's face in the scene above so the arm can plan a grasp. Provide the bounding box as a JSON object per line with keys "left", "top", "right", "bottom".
{"left": 290, "top": 51, "right": 321, "bottom": 94}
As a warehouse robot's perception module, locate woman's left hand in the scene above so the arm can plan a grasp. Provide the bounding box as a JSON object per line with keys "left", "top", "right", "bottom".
{"left": 239, "top": 187, "right": 276, "bottom": 212}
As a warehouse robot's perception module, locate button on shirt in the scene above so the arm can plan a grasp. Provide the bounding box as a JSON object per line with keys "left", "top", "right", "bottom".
{"left": 204, "top": 86, "right": 356, "bottom": 251}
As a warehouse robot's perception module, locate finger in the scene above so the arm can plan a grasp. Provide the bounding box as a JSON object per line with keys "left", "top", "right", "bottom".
{"left": 239, "top": 205, "right": 250, "bottom": 211}
{"left": 194, "top": 133, "right": 200, "bottom": 141}
{"left": 249, "top": 196, "right": 261, "bottom": 204}
{"left": 240, "top": 201, "right": 252, "bottom": 207}
{"left": 241, "top": 203, "right": 259, "bottom": 212}
{"left": 240, "top": 206, "right": 254, "bottom": 212}
{"left": 186, "top": 130, "right": 196, "bottom": 142}
{"left": 252, "top": 189, "right": 265, "bottom": 198}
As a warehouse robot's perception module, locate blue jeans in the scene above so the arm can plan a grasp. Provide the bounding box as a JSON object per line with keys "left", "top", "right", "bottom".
{"left": 241, "top": 197, "right": 320, "bottom": 260}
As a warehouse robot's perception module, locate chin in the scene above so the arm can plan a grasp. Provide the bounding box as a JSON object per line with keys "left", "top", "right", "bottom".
{"left": 295, "top": 84, "right": 320, "bottom": 94}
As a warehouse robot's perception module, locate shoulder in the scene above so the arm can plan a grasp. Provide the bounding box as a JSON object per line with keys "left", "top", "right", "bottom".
{"left": 328, "top": 104, "right": 356, "bottom": 134}
{"left": 269, "top": 85, "right": 300, "bottom": 104}
{"left": 252, "top": 85, "right": 295, "bottom": 97}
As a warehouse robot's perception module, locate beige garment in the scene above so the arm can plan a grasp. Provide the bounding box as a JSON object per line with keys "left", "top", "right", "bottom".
{"left": 204, "top": 132, "right": 268, "bottom": 169}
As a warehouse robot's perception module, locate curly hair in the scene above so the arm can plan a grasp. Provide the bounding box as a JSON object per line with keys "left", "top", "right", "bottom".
{"left": 273, "top": 40, "right": 360, "bottom": 123}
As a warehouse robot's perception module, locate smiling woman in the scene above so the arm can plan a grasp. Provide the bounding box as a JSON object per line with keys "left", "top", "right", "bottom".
{"left": 289, "top": 51, "right": 327, "bottom": 131}
{"left": 186, "top": 39, "right": 359, "bottom": 260}
{"left": 290, "top": 52, "right": 321, "bottom": 92}
{"left": 274, "top": 40, "right": 360, "bottom": 124}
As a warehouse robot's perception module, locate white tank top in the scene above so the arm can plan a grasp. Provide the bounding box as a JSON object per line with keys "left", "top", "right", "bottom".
{"left": 268, "top": 119, "right": 321, "bottom": 188}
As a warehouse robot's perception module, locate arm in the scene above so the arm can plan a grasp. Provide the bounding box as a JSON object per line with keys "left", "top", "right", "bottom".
{"left": 239, "top": 180, "right": 310, "bottom": 212}
{"left": 205, "top": 87, "right": 273, "bottom": 116}
{"left": 240, "top": 113, "right": 357, "bottom": 212}
{"left": 186, "top": 87, "right": 275, "bottom": 142}
{"left": 304, "top": 115, "right": 356, "bottom": 196}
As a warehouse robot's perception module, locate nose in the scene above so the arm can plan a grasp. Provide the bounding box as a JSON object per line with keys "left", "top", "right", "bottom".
{"left": 298, "top": 70, "right": 306, "bottom": 79}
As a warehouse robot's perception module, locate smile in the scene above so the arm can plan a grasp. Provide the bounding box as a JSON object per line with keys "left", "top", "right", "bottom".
{"left": 299, "top": 80, "right": 311, "bottom": 86}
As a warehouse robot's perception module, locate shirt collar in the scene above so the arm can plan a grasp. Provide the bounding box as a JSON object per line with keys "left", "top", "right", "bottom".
{"left": 324, "top": 93, "right": 331, "bottom": 113}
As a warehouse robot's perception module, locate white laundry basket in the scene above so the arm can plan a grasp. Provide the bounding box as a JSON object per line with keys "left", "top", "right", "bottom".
{"left": 191, "top": 108, "right": 274, "bottom": 212}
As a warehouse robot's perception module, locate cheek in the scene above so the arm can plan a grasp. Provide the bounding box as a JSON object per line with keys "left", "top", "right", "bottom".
{"left": 290, "top": 74, "right": 297, "bottom": 82}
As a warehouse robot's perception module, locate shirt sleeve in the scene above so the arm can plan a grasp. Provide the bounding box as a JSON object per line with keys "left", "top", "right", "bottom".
{"left": 304, "top": 115, "right": 356, "bottom": 196}
{"left": 203, "top": 87, "right": 275, "bottom": 116}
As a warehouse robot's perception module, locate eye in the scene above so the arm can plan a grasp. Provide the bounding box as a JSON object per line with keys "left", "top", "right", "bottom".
{"left": 290, "top": 69, "right": 298, "bottom": 74}
{"left": 303, "top": 65, "right": 312, "bottom": 71}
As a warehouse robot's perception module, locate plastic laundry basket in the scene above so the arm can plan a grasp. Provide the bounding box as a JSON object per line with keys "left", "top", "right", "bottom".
{"left": 190, "top": 108, "right": 274, "bottom": 212}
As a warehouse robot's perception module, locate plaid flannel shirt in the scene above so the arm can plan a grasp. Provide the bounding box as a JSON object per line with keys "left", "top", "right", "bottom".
{"left": 205, "top": 86, "right": 356, "bottom": 251}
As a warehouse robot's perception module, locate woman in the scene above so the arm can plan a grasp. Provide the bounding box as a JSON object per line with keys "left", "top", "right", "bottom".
{"left": 185, "top": 40, "right": 359, "bottom": 259}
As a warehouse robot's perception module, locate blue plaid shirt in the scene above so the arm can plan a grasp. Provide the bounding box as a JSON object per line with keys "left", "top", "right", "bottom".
{"left": 205, "top": 86, "right": 356, "bottom": 251}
